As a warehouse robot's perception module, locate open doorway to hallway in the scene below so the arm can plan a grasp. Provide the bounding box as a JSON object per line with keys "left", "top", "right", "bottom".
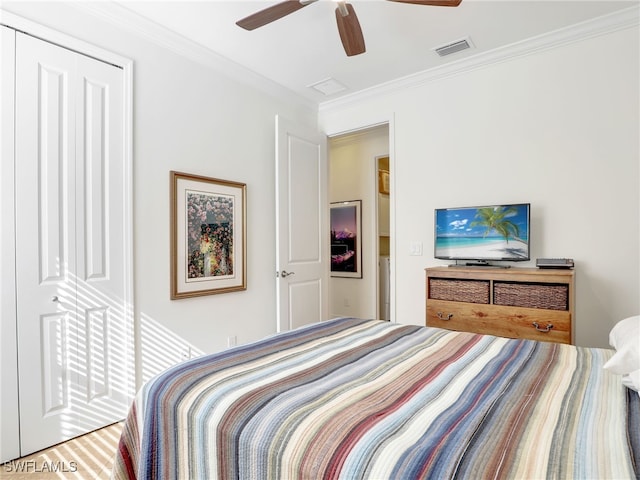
{"left": 328, "top": 124, "right": 391, "bottom": 321}
{"left": 377, "top": 155, "right": 391, "bottom": 321}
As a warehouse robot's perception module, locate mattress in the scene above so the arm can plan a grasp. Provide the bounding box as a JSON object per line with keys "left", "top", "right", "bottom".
{"left": 112, "top": 317, "right": 638, "bottom": 479}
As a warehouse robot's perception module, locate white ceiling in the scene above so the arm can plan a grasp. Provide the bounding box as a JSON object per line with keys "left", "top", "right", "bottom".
{"left": 114, "top": 0, "right": 637, "bottom": 104}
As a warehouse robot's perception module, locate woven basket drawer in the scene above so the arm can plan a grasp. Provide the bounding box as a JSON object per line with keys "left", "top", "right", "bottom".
{"left": 429, "top": 278, "right": 490, "bottom": 304}
{"left": 494, "top": 282, "right": 568, "bottom": 311}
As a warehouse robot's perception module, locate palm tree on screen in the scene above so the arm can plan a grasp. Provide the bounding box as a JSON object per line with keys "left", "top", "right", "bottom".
{"left": 470, "top": 207, "right": 520, "bottom": 243}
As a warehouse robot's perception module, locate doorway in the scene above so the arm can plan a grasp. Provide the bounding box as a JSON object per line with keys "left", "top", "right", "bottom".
{"left": 327, "top": 125, "right": 390, "bottom": 321}
{"left": 376, "top": 156, "right": 391, "bottom": 320}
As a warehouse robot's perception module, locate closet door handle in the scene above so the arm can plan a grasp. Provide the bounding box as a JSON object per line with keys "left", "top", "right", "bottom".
{"left": 52, "top": 296, "right": 60, "bottom": 302}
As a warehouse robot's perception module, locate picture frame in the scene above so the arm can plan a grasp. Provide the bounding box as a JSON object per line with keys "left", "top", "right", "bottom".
{"left": 170, "top": 171, "right": 246, "bottom": 299}
{"left": 330, "top": 200, "right": 362, "bottom": 278}
{"left": 378, "top": 169, "right": 390, "bottom": 195}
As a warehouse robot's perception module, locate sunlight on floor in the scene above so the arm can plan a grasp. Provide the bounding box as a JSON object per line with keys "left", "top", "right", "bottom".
{"left": 0, "top": 422, "right": 122, "bottom": 479}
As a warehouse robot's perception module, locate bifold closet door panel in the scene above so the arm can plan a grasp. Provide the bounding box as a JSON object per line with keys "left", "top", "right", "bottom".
{"left": 73, "top": 45, "right": 131, "bottom": 427}
{"left": 14, "top": 31, "right": 78, "bottom": 456}
{"left": 14, "top": 31, "right": 129, "bottom": 457}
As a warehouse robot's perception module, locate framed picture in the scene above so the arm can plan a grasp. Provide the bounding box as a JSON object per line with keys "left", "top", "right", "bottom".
{"left": 170, "top": 171, "right": 246, "bottom": 299}
{"left": 330, "top": 200, "right": 362, "bottom": 278}
{"left": 378, "top": 169, "right": 390, "bottom": 195}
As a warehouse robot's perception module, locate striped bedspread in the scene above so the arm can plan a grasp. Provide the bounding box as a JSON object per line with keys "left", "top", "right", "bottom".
{"left": 113, "top": 318, "right": 638, "bottom": 479}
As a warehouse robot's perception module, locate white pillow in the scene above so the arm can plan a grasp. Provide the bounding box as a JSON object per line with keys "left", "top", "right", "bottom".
{"left": 622, "top": 369, "right": 640, "bottom": 392}
{"left": 603, "top": 315, "right": 640, "bottom": 392}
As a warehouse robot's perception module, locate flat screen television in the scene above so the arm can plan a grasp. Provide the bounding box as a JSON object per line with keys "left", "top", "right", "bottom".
{"left": 434, "top": 203, "right": 530, "bottom": 263}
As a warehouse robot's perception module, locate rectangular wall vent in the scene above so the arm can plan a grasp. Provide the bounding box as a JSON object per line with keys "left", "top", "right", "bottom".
{"left": 434, "top": 38, "right": 472, "bottom": 57}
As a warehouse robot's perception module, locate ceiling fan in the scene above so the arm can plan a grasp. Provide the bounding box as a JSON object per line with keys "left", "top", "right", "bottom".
{"left": 236, "top": 0, "right": 462, "bottom": 57}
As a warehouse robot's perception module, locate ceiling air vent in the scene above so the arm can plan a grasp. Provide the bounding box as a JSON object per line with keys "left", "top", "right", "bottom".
{"left": 434, "top": 37, "right": 472, "bottom": 57}
{"left": 308, "top": 77, "right": 347, "bottom": 96}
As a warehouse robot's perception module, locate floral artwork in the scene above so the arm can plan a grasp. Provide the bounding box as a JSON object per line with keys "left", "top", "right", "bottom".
{"left": 186, "top": 192, "right": 234, "bottom": 279}
{"left": 171, "top": 171, "right": 246, "bottom": 299}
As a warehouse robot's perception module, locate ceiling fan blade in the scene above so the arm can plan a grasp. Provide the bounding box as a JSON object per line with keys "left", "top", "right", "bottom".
{"left": 236, "top": 0, "right": 310, "bottom": 31}
{"left": 387, "top": 0, "right": 462, "bottom": 6}
{"left": 335, "top": 3, "right": 366, "bottom": 57}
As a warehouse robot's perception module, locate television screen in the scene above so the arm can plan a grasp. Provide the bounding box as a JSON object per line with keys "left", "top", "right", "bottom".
{"left": 434, "top": 203, "right": 530, "bottom": 262}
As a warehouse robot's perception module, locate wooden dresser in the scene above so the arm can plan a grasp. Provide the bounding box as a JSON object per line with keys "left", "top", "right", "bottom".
{"left": 425, "top": 266, "right": 574, "bottom": 344}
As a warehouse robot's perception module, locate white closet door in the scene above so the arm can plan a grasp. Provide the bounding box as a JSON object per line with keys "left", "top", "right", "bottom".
{"left": 15, "top": 32, "right": 131, "bottom": 456}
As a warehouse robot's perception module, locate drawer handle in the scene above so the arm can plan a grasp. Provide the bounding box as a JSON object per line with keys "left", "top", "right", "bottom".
{"left": 437, "top": 312, "right": 453, "bottom": 321}
{"left": 532, "top": 322, "right": 553, "bottom": 333}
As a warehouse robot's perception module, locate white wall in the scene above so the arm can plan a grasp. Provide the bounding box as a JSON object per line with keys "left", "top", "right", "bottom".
{"left": 320, "top": 25, "right": 640, "bottom": 348}
{"left": 1, "top": 3, "right": 317, "bottom": 383}
{"left": 329, "top": 126, "right": 389, "bottom": 319}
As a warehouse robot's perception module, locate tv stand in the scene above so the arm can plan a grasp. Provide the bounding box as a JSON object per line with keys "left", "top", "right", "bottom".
{"left": 426, "top": 266, "right": 574, "bottom": 344}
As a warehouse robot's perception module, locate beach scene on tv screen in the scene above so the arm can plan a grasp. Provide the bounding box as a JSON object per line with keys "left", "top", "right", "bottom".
{"left": 435, "top": 205, "right": 529, "bottom": 260}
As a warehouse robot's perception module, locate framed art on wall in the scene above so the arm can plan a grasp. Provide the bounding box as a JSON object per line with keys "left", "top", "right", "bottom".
{"left": 330, "top": 200, "right": 362, "bottom": 278}
{"left": 170, "top": 171, "right": 246, "bottom": 299}
{"left": 378, "top": 169, "right": 390, "bottom": 195}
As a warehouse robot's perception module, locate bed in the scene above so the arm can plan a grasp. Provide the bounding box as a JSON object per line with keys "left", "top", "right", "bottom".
{"left": 112, "top": 317, "right": 639, "bottom": 479}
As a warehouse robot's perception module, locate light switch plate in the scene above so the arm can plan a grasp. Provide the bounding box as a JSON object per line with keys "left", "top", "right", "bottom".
{"left": 409, "top": 241, "right": 423, "bottom": 256}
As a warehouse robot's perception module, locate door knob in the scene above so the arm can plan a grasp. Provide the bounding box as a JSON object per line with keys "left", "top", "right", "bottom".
{"left": 52, "top": 296, "right": 60, "bottom": 302}
{"left": 280, "top": 270, "right": 295, "bottom": 278}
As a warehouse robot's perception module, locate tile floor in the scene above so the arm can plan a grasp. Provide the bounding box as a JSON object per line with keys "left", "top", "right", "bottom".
{"left": 0, "top": 423, "right": 123, "bottom": 480}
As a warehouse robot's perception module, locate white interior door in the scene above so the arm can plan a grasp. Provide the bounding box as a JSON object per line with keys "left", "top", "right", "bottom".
{"left": 275, "top": 116, "right": 328, "bottom": 332}
{"left": 14, "top": 32, "right": 132, "bottom": 456}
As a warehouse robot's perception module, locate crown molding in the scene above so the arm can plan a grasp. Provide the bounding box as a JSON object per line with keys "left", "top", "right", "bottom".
{"left": 319, "top": 5, "right": 640, "bottom": 114}
{"left": 66, "top": 1, "right": 317, "bottom": 114}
